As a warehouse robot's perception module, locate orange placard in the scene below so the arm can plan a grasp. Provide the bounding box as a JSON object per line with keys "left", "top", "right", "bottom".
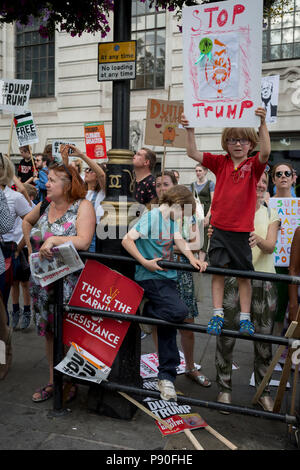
{"left": 84, "top": 122, "right": 107, "bottom": 160}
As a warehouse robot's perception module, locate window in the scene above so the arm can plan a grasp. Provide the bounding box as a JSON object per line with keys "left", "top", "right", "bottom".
{"left": 263, "top": 0, "right": 300, "bottom": 61}
{"left": 16, "top": 19, "right": 55, "bottom": 98}
{"left": 131, "top": 0, "right": 165, "bottom": 89}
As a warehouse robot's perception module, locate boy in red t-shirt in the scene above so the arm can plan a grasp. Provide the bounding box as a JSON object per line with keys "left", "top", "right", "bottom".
{"left": 181, "top": 107, "right": 270, "bottom": 336}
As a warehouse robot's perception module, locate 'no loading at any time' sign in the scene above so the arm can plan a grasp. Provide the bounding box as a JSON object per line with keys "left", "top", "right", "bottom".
{"left": 98, "top": 41, "right": 136, "bottom": 81}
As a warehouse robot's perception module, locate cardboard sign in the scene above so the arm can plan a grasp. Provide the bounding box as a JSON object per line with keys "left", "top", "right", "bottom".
{"left": 98, "top": 41, "right": 136, "bottom": 81}
{"left": 64, "top": 260, "right": 144, "bottom": 371}
{"left": 269, "top": 198, "right": 300, "bottom": 267}
{"left": 14, "top": 111, "right": 39, "bottom": 147}
{"left": 261, "top": 75, "right": 279, "bottom": 124}
{"left": 183, "top": 0, "right": 262, "bottom": 128}
{"left": 84, "top": 122, "right": 107, "bottom": 160}
{"left": 143, "top": 390, "right": 207, "bottom": 437}
{"left": 144, "top": 99, "right": 187, "bottom": 149}
{"left": 52, "top": 140, "right": 76, "bottom": 163}
{"left": 0, "top": 79, "right": 32, "bottom": 114}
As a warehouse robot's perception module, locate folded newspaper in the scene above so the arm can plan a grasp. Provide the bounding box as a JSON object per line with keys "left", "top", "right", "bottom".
{"left": 29, "top": 241, "right": 84, "bottom": 287}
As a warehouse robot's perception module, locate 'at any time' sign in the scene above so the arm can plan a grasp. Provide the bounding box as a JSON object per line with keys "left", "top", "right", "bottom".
{"left": 98, "top": 41, "right": 136, "bottom": 81}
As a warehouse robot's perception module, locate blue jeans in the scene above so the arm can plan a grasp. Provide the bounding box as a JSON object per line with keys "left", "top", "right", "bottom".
{"left": 137, "top": 278, "right": 188, "bottom": 382}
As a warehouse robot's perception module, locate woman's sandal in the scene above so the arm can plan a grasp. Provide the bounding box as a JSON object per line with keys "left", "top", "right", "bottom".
{"left": 32, "top": 383, "right": 54, "bottom": 402}
{"left": 185, "top": 368, "right": 212, "bottom": 387}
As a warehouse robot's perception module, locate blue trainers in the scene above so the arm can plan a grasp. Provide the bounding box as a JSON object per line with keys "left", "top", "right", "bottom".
{"left": 207, "top": 315, "right": 224, "bottom": 336}
{"left": 239, "top": 319, "right": 255, "bottom": 336}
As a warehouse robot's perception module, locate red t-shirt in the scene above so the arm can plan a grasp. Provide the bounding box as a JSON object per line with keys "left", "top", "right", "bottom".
{"left": 202, "top": 152, "right": 266, "bottom": 232}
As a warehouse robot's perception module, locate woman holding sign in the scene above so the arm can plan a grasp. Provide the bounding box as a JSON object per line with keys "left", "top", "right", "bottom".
{"left": 271, "top": 162, "right": 296, "bottom": 337}
{"left": 60, "top": 144, "right": 106, "bottom": 253}
{"left": 22, "top": 163, "right": 95, "bottom": 402}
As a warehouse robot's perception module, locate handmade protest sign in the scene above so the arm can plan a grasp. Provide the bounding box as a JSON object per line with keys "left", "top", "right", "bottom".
{"left": 61, "top": 260, "right": 144, "bottom": 382}
{"left": 269, "top": 198, "right": 300, "bottom": 267}
{"left": 14, "top": 111, "right": 38, "bottom": 147}
{"left": 144, "top": 99, "right": 186, "bottom": 149}
{"left": 0, "top": 79, "right": 32, "bottom": 114}
{"left": 261, "top": 75, "right": 279, "bottom": 124}
{"left": 84, "top": 122, "right": 107, "bottom": 160}
{"left": 183, "top": 0, "right": 262, "bottom": 128}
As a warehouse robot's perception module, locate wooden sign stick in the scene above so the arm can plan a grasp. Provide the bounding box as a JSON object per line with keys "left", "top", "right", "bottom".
{"left": 205, "top": 425, "right": 237, "bottom": 450}
{"left": 29, "top": 145, "right": 36, "bottom": 173}
{"left": 7, "top": 115, "right": 14, "bottom": 159}
{"left": 252, "top": 321, "right": 298, "bottom": 404}
{"left": 118, "top": 391, "right": 204, "bottom": 450}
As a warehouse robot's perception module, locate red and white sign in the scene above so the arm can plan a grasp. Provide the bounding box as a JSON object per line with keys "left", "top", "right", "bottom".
{"left": 63, "top": 260, "right": 144, "bottom": 371}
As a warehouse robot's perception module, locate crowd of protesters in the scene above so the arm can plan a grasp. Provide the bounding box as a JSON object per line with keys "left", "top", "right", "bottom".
{"left": 0, "top": 116, "right": 299, "bottom": 411}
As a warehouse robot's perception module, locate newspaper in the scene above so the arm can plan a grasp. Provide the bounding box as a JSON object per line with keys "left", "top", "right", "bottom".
{"left": 29, "top": 241, "right": 84, "bottom": 287}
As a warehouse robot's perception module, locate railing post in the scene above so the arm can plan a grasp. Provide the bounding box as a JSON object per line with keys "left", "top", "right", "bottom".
{"left": 52, "top": 278, "right": 65, "bottom": 415}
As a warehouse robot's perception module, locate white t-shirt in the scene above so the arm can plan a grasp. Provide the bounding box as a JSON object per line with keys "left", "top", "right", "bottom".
{"left": 2, "top": 186, "right": 33, "bottom": 243}
{"left": 86, "top": 189, "right": 105, "bottom": 223}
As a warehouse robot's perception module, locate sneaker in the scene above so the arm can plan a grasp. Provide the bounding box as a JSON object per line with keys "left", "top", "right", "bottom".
{"left": 157, "top": 379, "right": 177, "bottom": 401}
{"left": 20, "top": 310, "right": 31, "bottom": 330}
{"left": 207, "top": 315, "right": 224, "bottom": 336}
{"left": 239, "top": 319, "right": 255, "bottom": 336}
{"left": 11, "top": 310, "right": 21, "bottom": 330}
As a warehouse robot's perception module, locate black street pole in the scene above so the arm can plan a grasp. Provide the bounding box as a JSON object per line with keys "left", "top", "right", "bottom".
{"left": 112, "top": 0, "right": 132, "bottom": 149}
{"left": 89, "top": 0, "right": 141, "bottom": 419}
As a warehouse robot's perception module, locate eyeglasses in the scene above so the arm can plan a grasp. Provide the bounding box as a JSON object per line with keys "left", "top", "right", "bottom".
{"left": 275, "top": 171, "right": 292, "bottom": 178}
{"left": 227, "top": 138, "right": 250, "bottom": 145}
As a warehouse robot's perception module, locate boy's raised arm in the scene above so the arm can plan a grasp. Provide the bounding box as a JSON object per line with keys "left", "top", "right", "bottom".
{"left": 255, "top": 107, "right": 271, "bottom": 163}
{"left": 181, "top": 114, "right": 204, "bottom": 164}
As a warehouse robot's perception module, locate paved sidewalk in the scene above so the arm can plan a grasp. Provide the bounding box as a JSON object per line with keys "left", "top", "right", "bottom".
{"left": 0, "top": 275, "right": 299, "bottom": 451}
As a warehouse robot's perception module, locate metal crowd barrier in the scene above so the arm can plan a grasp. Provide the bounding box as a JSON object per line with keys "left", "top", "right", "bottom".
{"left": 52, "top": 252, "right": 300, "bottom": 430}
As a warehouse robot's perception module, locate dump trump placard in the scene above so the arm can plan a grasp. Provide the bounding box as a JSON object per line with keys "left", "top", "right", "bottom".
{"left": 0, "top": 79, "right": 32, "bottom": 114}
{"left": 183, "top": 0, "right": 263, "bottom": 128}
{"left": 144, "top": 99, "right": 187, "bottom": 149}
{"left": 84, "top": 122, "right": 107, "bottom": 160}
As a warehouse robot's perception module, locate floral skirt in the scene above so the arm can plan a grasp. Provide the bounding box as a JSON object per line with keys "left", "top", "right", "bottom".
{"left": 30, "top": 273, "right": 79, "bottom": 337}
{"left": 176, "top": 254, "right": 198, "bottom": 319}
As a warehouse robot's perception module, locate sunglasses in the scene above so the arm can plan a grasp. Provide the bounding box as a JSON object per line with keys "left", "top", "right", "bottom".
{"left": 0, "top": 153, "right": 4, "bottom": 169}
{"left": 84, "top": 168, "right": 94, "bottom": 173}
{"left": 226, "top": 138, "right": 250, "bottom": 145}
{"left": 275, "top": 171, "right": 292, "bottom": 178}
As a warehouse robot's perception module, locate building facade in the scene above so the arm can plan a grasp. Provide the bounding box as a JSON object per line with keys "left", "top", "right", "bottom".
{"left": 0, "top": 0, "right": 300, "bottom": 189}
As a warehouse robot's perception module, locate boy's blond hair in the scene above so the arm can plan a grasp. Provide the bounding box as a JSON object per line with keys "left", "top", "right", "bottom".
{"left": 221, "top": 128, "right": 259, "bottom": 154}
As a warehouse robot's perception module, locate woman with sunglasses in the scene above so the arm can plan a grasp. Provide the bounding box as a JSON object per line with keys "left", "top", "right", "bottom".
{"left": 271, "top": 162, "right": 297, "bottom": 340}
{"left": 61, "top": 144, "right": 106, "bottom": 252}
{"left": 22, "top": 163, "right": 95, "bottom": 402}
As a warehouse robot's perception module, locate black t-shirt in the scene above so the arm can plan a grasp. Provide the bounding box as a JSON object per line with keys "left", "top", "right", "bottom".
{"left": 17, "top": 158, "right": 34, "bottom": 182}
